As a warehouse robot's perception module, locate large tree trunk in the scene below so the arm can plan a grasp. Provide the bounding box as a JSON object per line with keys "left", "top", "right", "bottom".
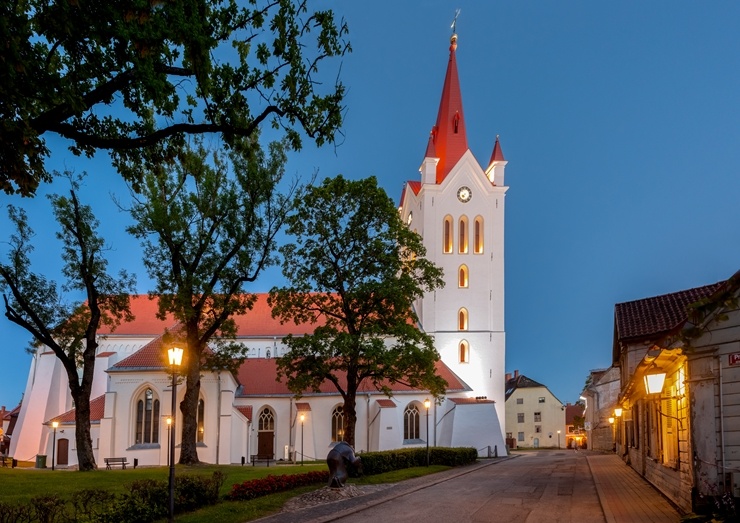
{"left": 343, "top": 390, "right": 358, "bottom": 448}
{"left": 71, "top": 389, "right": 97, "bottom": 471}
{"left": 178, "top": 326, "right": 202, "bottom": 464}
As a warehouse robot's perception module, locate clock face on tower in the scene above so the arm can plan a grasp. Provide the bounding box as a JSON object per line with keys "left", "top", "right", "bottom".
{"left": 457, "top": 186, "right": 472, "bottom": 203}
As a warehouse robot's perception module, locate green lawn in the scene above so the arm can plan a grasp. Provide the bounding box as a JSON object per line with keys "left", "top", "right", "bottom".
{"left": 0, "top": 462, "right": 451, "bottom": 523}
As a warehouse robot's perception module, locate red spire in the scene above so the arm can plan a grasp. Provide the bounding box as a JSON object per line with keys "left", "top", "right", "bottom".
{"left": 489, "top": 135, "right": 505, "bottom": 164}
{"left": 424, "top": 129, "right": 437, "bottom": 158}
{"left": 431, "top": 34, "right": 468, "bottom": 184}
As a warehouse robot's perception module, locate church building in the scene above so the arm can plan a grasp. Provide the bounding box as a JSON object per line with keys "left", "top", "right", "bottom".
{"left": 9, "top": 32, "right": 511, "bottom": 468}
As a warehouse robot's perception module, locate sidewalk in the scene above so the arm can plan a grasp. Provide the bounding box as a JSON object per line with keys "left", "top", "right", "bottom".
{"left": 587, "top": 453, "right": 682, "bottom": 522}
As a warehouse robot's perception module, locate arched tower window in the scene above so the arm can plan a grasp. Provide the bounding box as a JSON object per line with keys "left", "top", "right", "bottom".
{"left": 458, "top": 308, "right": 468, "bottom": 331}
{"left": 135, "top": 388, "right": 160, "bottom": 444}
{"left": 474, "top": 217, "right": 484, "bottom": 254}
{"left": 458, "top": 265, "right": 469, "bottom": 288}
{"left": 404, "top": 404, "right": 420, "bottom": 440}
{"left": 331, "top": 405, "right": 345, "bottom": 442}
{"left": 459, "top": 341, "right": 470, "bottom": 363}
{"left": 197, "top": 398, "right": 205, "bottom": 443}
{"left": 443, "top": 216, "right": 453, "bottom": 254}
{"left": 458, "top": 216, "right": 468, "bottom": 254}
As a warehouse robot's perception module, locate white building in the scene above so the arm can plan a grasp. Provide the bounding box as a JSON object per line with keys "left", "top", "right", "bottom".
{"left": 9, "top": 32, "right": 511, "bottom": 468}
{"left": 504, "top": 371, "right": 565, "bottom": 449}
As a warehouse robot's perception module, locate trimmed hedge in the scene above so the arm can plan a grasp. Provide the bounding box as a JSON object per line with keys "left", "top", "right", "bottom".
{"left": 358, "top": 447, "right": 478, "bottom": 475}
{"left": 228, "top": 470, "right": 330, "bottom": 501}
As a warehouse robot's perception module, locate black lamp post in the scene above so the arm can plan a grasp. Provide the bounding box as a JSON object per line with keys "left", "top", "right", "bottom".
{"left": 51, "top": 421, "right": 58, "bottom": 470}
{"left": 424, "top": 399, "right": 431, "bottom": 467}
{"left": 300, "top": 413, "right": 305, "bottom": 466}
{"left": 166, "top": 417, "right": 172, "bottom": 467}
{"left": 167, "top": 347, "right": 183, "bottom": 523}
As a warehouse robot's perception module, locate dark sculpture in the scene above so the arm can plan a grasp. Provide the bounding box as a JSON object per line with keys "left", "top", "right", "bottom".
{"left": 326, "top": 441, "right": 362, "bottom": 488}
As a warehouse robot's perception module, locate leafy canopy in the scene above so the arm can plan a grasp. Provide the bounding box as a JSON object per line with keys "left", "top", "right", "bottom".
{"left": 270, "top": 175, "right": 447, "bottom": 402}
{"left": 1, "top": 0, "right": 350, "bottom": 196}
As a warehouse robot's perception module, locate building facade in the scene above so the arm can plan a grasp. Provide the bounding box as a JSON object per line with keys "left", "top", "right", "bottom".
{"left": 613, "top": 269, "right": 740, "bottom": 513}
{"left": 504, "top": 371, "right": 565, "bottom": 449}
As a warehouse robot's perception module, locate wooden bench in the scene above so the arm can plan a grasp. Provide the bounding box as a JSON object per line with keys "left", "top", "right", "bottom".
{"left": 250, "top": 454, "right": 274, "bottom": 467}
{"left": 104, "top": 457, "right": 128, "bottom": 469}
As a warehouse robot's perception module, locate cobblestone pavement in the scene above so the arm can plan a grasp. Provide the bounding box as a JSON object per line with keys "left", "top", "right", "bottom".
{"left": 255, "top": 451, "right": 683, "bottom": 523}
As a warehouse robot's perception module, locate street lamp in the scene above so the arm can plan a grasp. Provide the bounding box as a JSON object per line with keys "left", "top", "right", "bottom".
{"left": 557, "top": 430, "right": 561, "bottom": 449}
{"left": 167, "top": 346, "right": 183, "bottom": 523}
{"left": 300, "top": 413, "right": 305, "bottom": 466}
{"left": 166, "top": 417, "right": 172, "bottom": 467}
{"left": 424, "top": 399, "right": 431, "bottom": 467}
{"left": 644, "top": 372, "right": 667, "bottom": 396}
{"left": 51, "top": 421, "right": 58, "bottom": 471}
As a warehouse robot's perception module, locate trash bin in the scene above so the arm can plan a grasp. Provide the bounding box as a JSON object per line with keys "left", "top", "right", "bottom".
{"left": 35, "top": 455, "right": 47, "bottom": 468}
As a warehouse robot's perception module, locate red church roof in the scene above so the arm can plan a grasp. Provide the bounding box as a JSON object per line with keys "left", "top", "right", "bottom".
{"left": 429, "top": 35, "right": 469, "bottom": 184}
{"left": 48, "top": 395, "right": 106, "bottom": 425}
{"left": 489, "top": 135, "right": 505, "bottom": 164}
{"left": 235, "top": 358, "right": 469, "bottom": 397}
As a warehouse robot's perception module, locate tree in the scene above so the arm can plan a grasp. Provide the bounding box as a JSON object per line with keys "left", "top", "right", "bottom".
{"left": 0, "top": 173, "right": 135, "bottom": 470}
{"left": 1, "top": 0, "right": 349, "bottom": 196}
{"left": 269, "top": 175, "right": 447, "bottom": 447}
{"left": 127, "top": 137, "right": 296, "bottom": 464}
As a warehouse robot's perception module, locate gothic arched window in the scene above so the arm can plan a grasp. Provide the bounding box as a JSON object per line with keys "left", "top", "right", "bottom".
{"left": 135, "top": 388, "right": 160, "bottom": 444}
{"left": 197, "top": 398, "right": 205, "bottom": 443}
{"left": 443, "top": 216, "right": 453, "bottom": 253}
{"left": 404, "top": 404, "right": 420, "bottom": 440}
{"left": 459, "top": 341, "right": 470, "bottom": 363}
{"left": 331, "top": 405, "right": 345, "bottom": 442}
{"left": 459, "top": 216, "right": 469, "bottom": 254}
{"left": 458, "top": 308, "right": 468, "bottom": 331}
{"left": 458, "top": 265, "right": 468, "bottom": 288}
{"left": 474, "top": 217, "right": 484, "bottom": 254}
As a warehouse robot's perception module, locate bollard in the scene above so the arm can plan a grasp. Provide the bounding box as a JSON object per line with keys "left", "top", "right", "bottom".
{"left": 134, "top": 458, "right": 138, "bottom": 469}
{"left": 494, "top": 445, "right": 498, "bottom": 458}
{"left": 241, "top": 456, "right": 246, "bottom": 466}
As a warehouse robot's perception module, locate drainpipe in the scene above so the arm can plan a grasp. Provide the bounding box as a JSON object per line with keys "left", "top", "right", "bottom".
{"left": 718, "top": 357, "right": 726, "bottom": 493}
{"left": 289, "top": 398, "right": 294, "bottom": 462}
{"left": 366, "top": 393, "right": 370, "bottom": 452}
{"left": 216, "top": 371, "right": 221, "bottom": 464}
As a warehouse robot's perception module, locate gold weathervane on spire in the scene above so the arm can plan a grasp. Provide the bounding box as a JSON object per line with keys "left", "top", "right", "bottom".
{"left": 451, "top": 8, "right": 461, "bottom": 34}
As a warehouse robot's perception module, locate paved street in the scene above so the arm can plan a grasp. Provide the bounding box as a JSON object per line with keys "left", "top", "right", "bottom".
{"left": 256, "top": 450, "right": 683, "bottom": 523}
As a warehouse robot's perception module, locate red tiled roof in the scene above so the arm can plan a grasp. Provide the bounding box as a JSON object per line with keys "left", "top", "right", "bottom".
{"left": 424, "top": 131, "right": 436, "bottom": 158}
{"left": 432, "top": 36, "right": 469, "bottom": 184}
{"left": 236, "top": 406, "right": 253, "bottom": 422}
{"left": 449, "top": 397, "right": 494, "bottom": 405}
{"left": 295, "top": 402, "right": 311, "bottom": 412}
{"left": 49, "top": 395, "right": 105, "bottom": 424}
{"left": 236, "top": 359, "right": 468, "bottom": 397}
{"left": 407, "top": 181, "right": 421, "bottom": 195}
{"left": 97, "top": 352, "right": 116, "bottom": 358}
{"left": 615, "top": 282, "right": 724, "bottom": 342}
{"left": 104, "top": 294, "right": 319, "bottom": 338}
{"left": 112, "top": 332, "right": 172, "bottom": 369}
{"left": 376, "top": 399, "right": 396, "bottom": 408}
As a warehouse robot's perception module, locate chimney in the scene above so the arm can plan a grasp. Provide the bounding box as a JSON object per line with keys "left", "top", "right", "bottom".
{"left": 513, "top": 370, "right": 519, "bottom": 378}
{"left": 505, "top": 373, "right": 512, "bottom": 382}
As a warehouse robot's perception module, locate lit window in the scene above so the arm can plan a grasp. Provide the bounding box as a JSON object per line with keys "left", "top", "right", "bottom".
{"left": 443, "top": 216, "right": 453, "bottom": 253}
{"left": 458, "top": 308, "right": 468, "bottom": 330}
{"left": 458, "top": 216, "right": 468, "bottom": 254}
{"left": 403, "top": 404, "right": 420, "bottom": 440}
{"left": 458, "top": 265, "right": 469, "bottom": 288}
{"left": 197, "top": 399, "right": 205, "bottom": 443}
{"left": 459, "top": 340, "right": 470, "bottom": 363}
{"left": 135, "top": 388, "right": 160, "bottom": 444}
{"left": 258, "top": 407, "right": 275, "bottom": 431}
{"left": 474, "top": 217, "right": 484, "bottom": 254}
{"left": 331, "top": 405, "right": 345, "bottom": 442}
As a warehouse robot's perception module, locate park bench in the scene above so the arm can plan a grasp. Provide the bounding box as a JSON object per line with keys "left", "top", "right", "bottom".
{"left": 104, "top": 457, "right": 129, "bottom": 469}
{"left": 250, "top": 454, "right": 274, "bottom": 467}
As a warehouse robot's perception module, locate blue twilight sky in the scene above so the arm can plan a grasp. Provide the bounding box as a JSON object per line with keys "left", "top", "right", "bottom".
{"left": 2, "top": 1, "right": 740, "bottom": 409}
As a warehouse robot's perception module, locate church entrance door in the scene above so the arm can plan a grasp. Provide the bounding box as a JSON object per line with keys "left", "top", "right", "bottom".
{"left": 57, "top": 438, "right": 69, "bottom": 465}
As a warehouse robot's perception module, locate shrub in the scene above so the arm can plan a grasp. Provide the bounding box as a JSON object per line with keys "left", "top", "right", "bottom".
{"left": 30, "top": 496, "right": 66, "bottom": 523}
{"left": 359, "top": 447, "right": 477, "bottom": 475}
{"left": 0, "top": 501, "right": 34, "bottom": 523}
{"left": 228, "top": 470, "right": 330, "bottom": 501}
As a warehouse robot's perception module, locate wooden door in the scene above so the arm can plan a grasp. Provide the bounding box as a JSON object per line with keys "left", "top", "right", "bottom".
{"left": 257, "top": 431, "right": 273, "bottom": 458}
{"left": 57, "top": 438, "right": 69, "bottom": 465}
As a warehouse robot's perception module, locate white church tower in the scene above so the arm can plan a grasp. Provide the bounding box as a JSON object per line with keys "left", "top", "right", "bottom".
{"left": 399, "top": 33, "right": 508, "bottom": 440}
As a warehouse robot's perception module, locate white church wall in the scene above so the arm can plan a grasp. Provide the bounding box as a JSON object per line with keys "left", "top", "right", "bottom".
{"left": 448, "top": 403, "right": 507, "bottom": 457}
